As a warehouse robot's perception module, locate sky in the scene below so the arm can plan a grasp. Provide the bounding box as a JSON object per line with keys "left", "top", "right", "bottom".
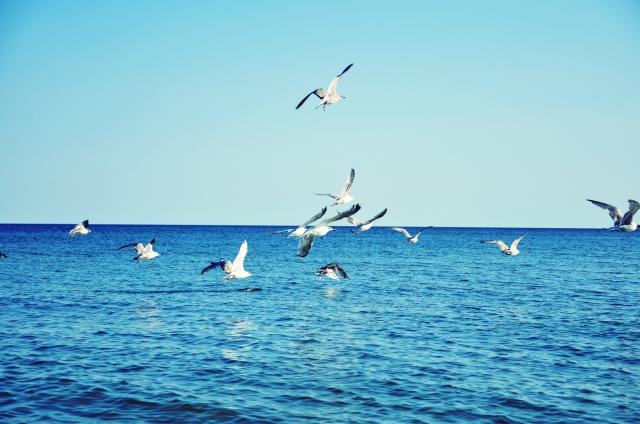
{"left": 0, "top": 0, "right": 639, "bottom": 227}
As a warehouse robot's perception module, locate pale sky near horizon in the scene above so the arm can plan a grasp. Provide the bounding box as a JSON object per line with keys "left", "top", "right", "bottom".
{"left": 1, "top": 1, "right": 639, "bottom": 227}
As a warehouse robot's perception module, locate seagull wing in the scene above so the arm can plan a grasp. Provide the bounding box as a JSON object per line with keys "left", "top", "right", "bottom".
{"left": 328, "top": 263, "right": 349, "bottom": 279}
{"left": 232, "top": 240, "right": 248, "bottom": 272}
{"left": 201, "top": 261, "right": 222, "bottom": 275}
{"left": 301, "top": 207, "right": 328, "bottom": 226}
{"left": 391, "top": 227, "right": 411, "bottom": 238}
{"left": 364, "top": 208, "right": 388, "bottom": 225}
{"left": 134, "top": 243, "right": 144, "bottom": 254}
{"left": 481, "top": 240, "right": 509, "bottom": 253}
{"left": 82, "top": 220, "right": 90, "bottom": 228}
{"left": 314, "top": 193, "right": 339, "bottom": 200}
{"left": 327, "top": 63, "right": 353, "bottom": 95}
{"left": 116, "top": 242, "right": 139, "bottom": 251}
{"left": 296, "top": 89, "right": 325, "bottom": 109}
{"left": 510, "top": 234, "right": 526, "bottom": 250}
{"left": 297, "top": 234, "right": 315, "bottom": 258}
{"left": 347, "top": 216, "right": 361, "bottom": 226}
{"left": 620, "top": 199, "right": 640, "bottom": 226}
{"left": 415, "top": 226, "right": 434, "bottom": 236}
{"left": 587, "top": 199, "right": 623, "bottom": 225}
{"left": 318, "top": 204, "right": 361, "bottom": 226}
{"left": 340, "top": 168, "right": 355, "bottom": 196}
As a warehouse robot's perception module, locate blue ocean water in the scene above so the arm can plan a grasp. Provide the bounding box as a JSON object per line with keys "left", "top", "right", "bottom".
{"left": 0, "top": 224, "right": 638, "bottom": 423}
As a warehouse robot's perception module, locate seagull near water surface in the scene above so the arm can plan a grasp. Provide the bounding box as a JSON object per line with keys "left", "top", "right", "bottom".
{"left": 297, "top": 204, "right": 362, "bottom": 258}
{"left": 205, "top": 240, "right": 251, "bottom": 281}
{"left": 117, "top": 237, "right": 160, "bottom": 262}
{"left": 316, "top": 263, "right": 349, "bottom": 281}
{"left": 68, "top": 220, "right": 91, "bottom": 237}
{"left": 480, "top": 234, "right": 526, "bottom": 256}
{"left": 391, "top": 227, "right": 433, "bottom": 244}
{"left": 315, "top": 168, "right": 355, "bottom": 206}
{"left": 587, "top": 199, "right": 639, "bottom": 232}
{"left": 295, "top": 63, "right": 353, "bottom": 111}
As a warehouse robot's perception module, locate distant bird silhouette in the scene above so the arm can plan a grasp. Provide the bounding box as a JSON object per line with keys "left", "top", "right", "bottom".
{"left": 480, "top": 234, "right": 526, "bottom": 256}
{"left": 117, "top": 238, "right": 160, "bottom": 262}
{"left": 391, "top": 227, "right": 432, "bottom": 244}
{"left": 69, "top": 220, "right": 91, "bottom": 237}
{"left": 588, "top": 199, "right": 639, "bottom": 232}
{"left": 296, "top": 63, "right": 353, "bottom": 111}
{"left": 316, "top": 263, "right": 349, "bottom": 280}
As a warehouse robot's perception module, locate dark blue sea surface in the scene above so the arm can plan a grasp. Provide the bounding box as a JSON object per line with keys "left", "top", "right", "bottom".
{"left": 0, "top": 224, "right": 638, "bottom": 423}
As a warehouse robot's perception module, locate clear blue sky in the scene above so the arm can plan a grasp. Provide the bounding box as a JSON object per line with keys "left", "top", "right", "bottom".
{"left": 1, "top": 1, "right": 639, "bottom": 227}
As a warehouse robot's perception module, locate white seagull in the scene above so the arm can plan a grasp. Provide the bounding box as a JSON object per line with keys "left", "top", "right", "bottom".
{"left": 348, "top": 208, "right": 388, "bottom": 233}
{"left": 315, "top": 168, "right": 355, "bottom": 206}
{"left": 588, "top": 199, "right": 639, "bottom": 232}
{"left": 68, "top": 220, "right": 91, "bottom": 237}
{"left": 221, "top": 240, "right": 252, "bottom": 281}
{"left": 297, "top": 204, "right": 362, "bottom": 258}
{"left": 272, "top": 207, "right": 328, "bottom": 238}
{"left": 316, "top": 263, "right": 349, "bottom": 281}
{"left": 480, "top": 234, "right": 526, "bottom": 256}
{"left": 391, "top": 226, "right": 432, "bottom": 244}
{"left": 296, "top": 63, "right": 353, "bottom": 111}
{"left": 118, "top": 238, "right": 160, "bottom": 262}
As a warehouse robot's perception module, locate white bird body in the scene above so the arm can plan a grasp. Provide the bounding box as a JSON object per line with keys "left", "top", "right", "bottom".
{"left": 134, "top": 239, "right": 160, "bottom": 262}
{"left": 391, "top": 227, "right": 431, "bottom": 244}
{"left": 224, "top": 240, "right": 251, "bottom": 281}
{"left": 296, "top": 64, "right": 353, "bottom": 111}
{"left": 69, "top": 220, "right": 91, "bottom": 237}
{"left": 588, "top": 199, "right": 639, "bottom": 232}
{"left": 480, "top": 234, "right": 526, "bottom": 256}
{"left": 297, "top": 204, "right": 361, "bottom": 257}
{"left": 315, "top": 169, "right": 355, "bottom": 206}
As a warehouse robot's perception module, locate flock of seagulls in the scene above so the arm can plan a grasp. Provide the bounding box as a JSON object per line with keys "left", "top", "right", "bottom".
{"left": 1, "top": 63, "right": 637, "bottom": 281}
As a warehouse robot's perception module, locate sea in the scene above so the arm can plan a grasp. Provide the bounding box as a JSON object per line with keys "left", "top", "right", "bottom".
{"left": 0, "top": 224, "right": 638, "bottom": 423}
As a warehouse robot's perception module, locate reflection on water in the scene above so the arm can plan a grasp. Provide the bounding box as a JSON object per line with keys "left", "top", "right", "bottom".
{"left": 134, "top": 300, "right": 162, "bottom": 329}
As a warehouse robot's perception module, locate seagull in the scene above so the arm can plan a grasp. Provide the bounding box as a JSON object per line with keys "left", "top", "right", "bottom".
{"left": 68, "top": 220, "right": 91, "bottom": 237}
{"left": 391, "top": 226, "right": 433, "bottom": 244}
{"left": 272, "top": 207, "right": 328, "bottom": 238}
{"left": 221, "top": 240, "right": 251, "bottom": 281}
{"left": 295, "top": 63, "right": 353, "bottom": 111}
{"left": 117, "top": 238, "right": 160, "bottom": 262}
{"left": 348, "top": 208, "right": 388, "bottom": 233}
{"left": 0, "top": 251, "right": 7, "bottom": 259}
{"left": 201, "top": 258, "right": 232, "bottom": 275}
{"left": 588, "top": 199, "right": 639, "bottom": 232}
{"left": 316, "top": 263, "right": 349, "bottom": 280}
{"left": 297, "top": 204, "right": 362, "bottom": 258}
{"left": 480, "top": 234, "right": 526, "bottom": 256}
{"left": 315, "top": 168, "right": 355, "bottom": 206}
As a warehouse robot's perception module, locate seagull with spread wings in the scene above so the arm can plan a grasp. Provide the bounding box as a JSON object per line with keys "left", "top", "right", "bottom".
{"left": 69, "top": 220, "right": 91, "bottom": 237}
{"left": 316, "top": 263, "right": 349, "bottom": 281}
{"left": 219, "top": 240, "right": 251, "bottom": 281}
{"left": 296, "top": 64, "right": 353, "bottom": 111}
{"left": 297, "top": 204, "right": 362, "bottom": 258}
{"left": 315, "top": 168, "right": 355, "bottom": 206}
{"left": 588, "top": 199, "right": 639, "bottom": 232}
{"left": 480, "top": 234, "right": 526, "bottom": 256}
{"left": 348, "top": 208, "right": 388, "bottom": 233}
{"left": 272, "top": 207, "right": 328, "bottom": 238}
{"left": 117, "top": 237, "right": 160, "bottom": 262}
{"left": 391, "top": 226, "right": 433, "bottom": 244}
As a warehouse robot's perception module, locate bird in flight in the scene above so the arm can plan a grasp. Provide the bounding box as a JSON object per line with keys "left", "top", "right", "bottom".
{"left": 316, "top": 263, "right": 349, "bottom": 281}
{"left": 391, "top": 226, "right": 433, "bottom": 244}
{"left": 587, "top": 199, "right": 639, "bottom": 232}
{"left": 348, "top": 208, "right": 388, "bottom": 234}
{"left": 117, "top": 237, "right": 160, "bottom": 262}
{"left": 315, "top": 168, "right": 355, "bottom": 206}
{"left": 69, "top": 220, "right": 91, "bottom": 237}
{"left": 201, "top": 258, "right": 233, "bottom": 275}
{"left": 214, "top": 240, "right": 252, "bottom": 281}
{"left": 272, "top": 207, "right": 328, "bottom": 238}
{"left": 480, "top": 234, "right": 526, "bottom": 256}
{"left": 296, "top": 63, "right": 353, "bottom": 111}
{"left": 297, "top": 204, "right": 362, "bottom": 258}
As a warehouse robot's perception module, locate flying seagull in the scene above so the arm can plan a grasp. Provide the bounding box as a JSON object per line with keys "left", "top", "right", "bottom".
{"left": 0, "top": 251, "right": 7, "bottom": 259}
{"left": 315, "top": 168, "right": 355, "bottom": 206}
{"left": 587, "top": 199, "right": 639, "bottom": 232}
{"left": 117, "top": 238, "right": 160, "bottom": 262}
{"left": 220, "top": 240, "right": 251, "bottom": 281}
{"left": 297, "top": 204, "right": 362, "bottom": 258}
{"left": 316, "top": 263, "right": 349, "bottom": 280}
{"left": 68, "top": 220, "right": 91, "bottom": 237}
{"left": 348, "top": 208, "right": 388, "bottom": 233}
{"left": 480, "top": 234, "right": 526, "bottom": 256}
{"left": 296, "top": 63, "right": 353, "bottom": 111}
{"left": 201, "top": 258, "right": 232, "bottom": 275}
{"left": 391, "top": 226, "right": 433, "bottom": 244}
{"left": 272, "top": 207, "right": 328, "bottom": 238}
